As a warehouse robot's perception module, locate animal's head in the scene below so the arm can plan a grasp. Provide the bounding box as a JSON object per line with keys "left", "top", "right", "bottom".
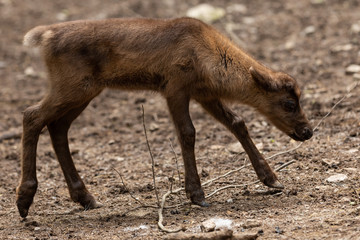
{"left": 249, "top": 66, "right": 313, "bottom": 141}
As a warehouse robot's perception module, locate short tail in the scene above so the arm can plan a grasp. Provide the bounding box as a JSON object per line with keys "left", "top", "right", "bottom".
{"left": 23, "top": 25, "right": 52, "bottom": 47}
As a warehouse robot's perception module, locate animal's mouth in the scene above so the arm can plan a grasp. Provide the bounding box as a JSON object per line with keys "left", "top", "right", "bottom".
{"left": 289, "top": 132, "right": 305, "bottom": 141}
{"left": 289, "top": 127, "right": 313, "bottom": 142}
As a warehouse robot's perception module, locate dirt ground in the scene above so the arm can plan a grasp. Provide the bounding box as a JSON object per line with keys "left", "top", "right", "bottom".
{"left": 1, "top": 0, "right": 359, "bottom": 239}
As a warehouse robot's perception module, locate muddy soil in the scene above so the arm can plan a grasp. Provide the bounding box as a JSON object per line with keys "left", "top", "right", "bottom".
{"left": 0, "top": 0, "right": 359, "bottom": 239}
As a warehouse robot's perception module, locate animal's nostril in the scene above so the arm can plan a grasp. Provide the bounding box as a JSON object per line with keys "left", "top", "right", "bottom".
{"left": 302, "top": 127, "right": 313, "bottom": 139}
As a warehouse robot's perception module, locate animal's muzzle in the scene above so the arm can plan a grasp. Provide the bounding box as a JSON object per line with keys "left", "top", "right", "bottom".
{"left": 300, "top": 127, "right": 313, "bottom": 140}
{"left": 290, "top": 126, "right": 313, "bottom": 142}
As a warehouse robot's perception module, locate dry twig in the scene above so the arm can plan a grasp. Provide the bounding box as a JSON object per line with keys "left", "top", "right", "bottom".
{"left": 158, "top": 187, "right": 184, "bottom": 233}
{"left": 169, "top": 139, "right": 182, "bottom": 185}
{"left": 142, "top": 105, "right": 160, "bottom": 207}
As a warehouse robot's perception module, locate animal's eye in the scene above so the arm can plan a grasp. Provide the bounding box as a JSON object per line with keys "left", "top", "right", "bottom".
{"left": 283, "top": 100, "right": 296, "bottom": 112}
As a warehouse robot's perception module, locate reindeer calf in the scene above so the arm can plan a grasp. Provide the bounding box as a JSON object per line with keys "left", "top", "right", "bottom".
{"left": 17, "top": 17, "right": 313, "bottom": 218}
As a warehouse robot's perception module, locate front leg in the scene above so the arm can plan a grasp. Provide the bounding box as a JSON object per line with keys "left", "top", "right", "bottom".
{"left": 166, "top": 94, "right": 209, "bottom": 207}
{"left": 198, "top": 99, "right": 283, "bottom": 189}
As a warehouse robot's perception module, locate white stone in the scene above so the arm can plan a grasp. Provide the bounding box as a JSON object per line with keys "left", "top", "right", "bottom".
{"left": 304, "top": 25, "right": 316, "bottom": 35}
{"left": 226, "top": 198, "right": 234, "bottom": 203}
{"left": 201, "top": 219, "right": 216, "bottom": 232}
{"left": 149, "top": 122, "right": 159, "bottom": 132}
{"left": 346, "top": 64, "right": 360, "bottom": 74}
{"left": 186, "top": 4, "right": 226, "bottom": 23}
{"left": 331, "top": 44, "right": 353, "bottom": 52}
{"left": 227, "top": 142, "right": 244, "bottom": 154}
{"left": 24, "top": 66, "right": 37, "bottom": 77}
{"left": 351, "top": 23, "right": 360, "bottom": 34}
{"left": 56, "top": 12, "right": 68, "bottom": 21}
{"left": 326, "top": 174, "right": 348, "bottom": 183}
{"left": 212, "top": 218, "right": 233, "bottom": 230}
{"left": 201, "top": 217, "right": 233, "bottom": 232}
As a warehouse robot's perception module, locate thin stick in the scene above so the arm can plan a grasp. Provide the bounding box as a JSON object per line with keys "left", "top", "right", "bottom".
{"left": 202, "top": 164, "right": 249, "bottom": 187}
{"left": 266, "top": 143, "right": 303, "bottom": 160}
{"left": 142, "top": 105, "right": 160, "bottom": 207}
{"left": 158, "top": 188, "right": 184, "bottom": 233}
{"left": 169, "top": 139, "right": 182, "bottom": 185}
{"left": 206, "top": 183, "right": 255, "bottom": 199}
{"left": 275, "top": 160, "right": 296, "bottom": 171}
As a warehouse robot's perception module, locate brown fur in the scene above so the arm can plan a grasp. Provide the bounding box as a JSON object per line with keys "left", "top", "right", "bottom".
{"left": 17, "top": 17, "right": 312, "bottom": 218}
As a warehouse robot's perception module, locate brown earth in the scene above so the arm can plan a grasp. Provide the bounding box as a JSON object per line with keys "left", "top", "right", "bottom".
{"left": 0, "top": 0, "right": 359, "bottom": 239}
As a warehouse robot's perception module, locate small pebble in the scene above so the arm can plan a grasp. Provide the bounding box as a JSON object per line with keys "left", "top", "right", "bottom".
{"left": 304, "top": 25, "right": 316, "bottom": 35}
{"left": 331, "top": 44, "right": 353, "bottom": 53}
{"left": 227, "top": 142, "right": 244, "bottom": 154}
{"left": 326, "top": 174, "right": 348, "bottom": 183}
{"left": 201, "top": 219, "right": 216, "bottom": 232}
{"left": 226, "top": 198, "right": 233, "bottom": 203}
{"left": 24, "top": 66, "right": 37, "bottom": 77}
{"left": 351, "top": 23, "right": 360, "bottom": 34}
{"left": 186, "top": 4, "right": 225, "bottom": 23}
{"left": 345, "top": 64, "right": 360, "bottom": 74}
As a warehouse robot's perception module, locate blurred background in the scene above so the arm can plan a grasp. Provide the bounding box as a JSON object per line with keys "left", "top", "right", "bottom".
{"left": 0, "top": 0, "right": 359, "bottom": 239}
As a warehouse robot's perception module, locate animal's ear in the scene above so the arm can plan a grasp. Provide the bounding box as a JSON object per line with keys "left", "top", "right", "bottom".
{"left": 249, "top": 66, "right": 278, "bottom": 91}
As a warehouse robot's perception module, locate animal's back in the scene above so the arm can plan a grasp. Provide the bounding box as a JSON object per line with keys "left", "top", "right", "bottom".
{"left": 23, "top": 18, "right": 219, "bottom": 93}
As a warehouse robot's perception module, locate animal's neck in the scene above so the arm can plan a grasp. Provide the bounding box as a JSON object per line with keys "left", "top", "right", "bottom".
{"left": 209, "top": 40, "right": 270, "bottom": 106}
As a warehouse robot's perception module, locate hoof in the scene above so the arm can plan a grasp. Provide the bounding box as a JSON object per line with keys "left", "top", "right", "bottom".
{"left": 194, "top": 200, "right": 211, "bottom": 207}
{"left": 18, "top": 207, "right": 29, "bottom": 219}
{"left": 186, "top": 187, "right": 209, "bottom": 207}
{"left": 16, "top": 181, "right": 37, "bottom": 218}
{"left": 84, "top": 201, "right": 103, "bottom": 210}
{"left": 16, "top": 198, "right": 33, "bottom": 218}
{"left": 264, "top": 179, "right": 284, "bottom": 189}
{"left": 79, "top": 194, "right": 101, "bottom": 210}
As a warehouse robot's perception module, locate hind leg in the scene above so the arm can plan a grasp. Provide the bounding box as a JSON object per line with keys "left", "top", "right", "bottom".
{"left": 16, "top": 87, "right": 100, "bottom": 218}
{"left": 16, "top": 103, "right": 46, "bottom": 218}
{"left": 47, "top": 102, "right": 100, "bottom": 210}
{"left": 15, "top": 96, "right": 78, "bottom": 218}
